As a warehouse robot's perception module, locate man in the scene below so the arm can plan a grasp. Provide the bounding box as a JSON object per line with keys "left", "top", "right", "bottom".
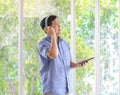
{"left": 38, "top": 15, "right": 88, "bottom": 95}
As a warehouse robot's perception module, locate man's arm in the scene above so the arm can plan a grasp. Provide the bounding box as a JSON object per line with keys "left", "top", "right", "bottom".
{"left": 48, "top": 34, "right": 58, "bottom": 59}
{"left": 45, "top": 27, "right": 58, "bottom": 59}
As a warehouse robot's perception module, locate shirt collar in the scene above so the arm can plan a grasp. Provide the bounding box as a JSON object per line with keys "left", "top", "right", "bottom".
{"left": 46, "top": 34, "right": 62, "bottom": 42}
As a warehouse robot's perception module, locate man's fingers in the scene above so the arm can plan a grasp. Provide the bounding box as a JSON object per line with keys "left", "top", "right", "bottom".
{"left": 82, "top": 61, "right": 87, "bottom": 66}
{"left": 44, "top": 26, "right": 51, "bottom": 34}
{"left": 83, "top": 62, "right": 86, "bottom": 65}
{"left": 78, "top": 60, "right": 88, "bottom": 67}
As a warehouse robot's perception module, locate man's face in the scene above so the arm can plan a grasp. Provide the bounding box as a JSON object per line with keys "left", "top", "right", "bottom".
{"left": 51, "top": 19, "right": 61, "bottom": 35}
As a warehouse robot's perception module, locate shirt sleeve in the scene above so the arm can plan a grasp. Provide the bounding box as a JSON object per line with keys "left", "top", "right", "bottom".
{"left": 38, "top": 42, "right": 50, "bottom": 60}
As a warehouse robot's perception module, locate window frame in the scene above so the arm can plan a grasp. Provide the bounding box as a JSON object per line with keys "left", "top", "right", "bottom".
{"left": 18, "top": 0, "right": 120, "bottom": 95}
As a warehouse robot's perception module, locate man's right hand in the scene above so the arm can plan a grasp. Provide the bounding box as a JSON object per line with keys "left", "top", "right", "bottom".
{"left": 45, "top": 26, "right": 56, "bottom": 36}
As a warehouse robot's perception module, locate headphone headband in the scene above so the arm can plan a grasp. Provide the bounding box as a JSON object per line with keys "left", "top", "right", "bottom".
{"left": 45, "top": 16, "right": 49, "bottom": 28}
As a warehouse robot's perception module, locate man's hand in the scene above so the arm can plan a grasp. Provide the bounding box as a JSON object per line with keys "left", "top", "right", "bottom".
{"left": 70, "top": 60, "right": 88, "bottom": 68}
{"left": 77, "top": 60, "right": 88, "bottom": 67}
{"left": 44, "top": 26, "right": 56, "bottom": 37}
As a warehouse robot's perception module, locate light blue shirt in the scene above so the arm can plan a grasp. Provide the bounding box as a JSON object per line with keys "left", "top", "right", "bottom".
{"left": 38, "top": 35, "right": 72, "bottom": 95}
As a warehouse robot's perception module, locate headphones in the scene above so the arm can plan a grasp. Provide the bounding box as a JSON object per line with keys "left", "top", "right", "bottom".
{"left": 45, "top": 16, "right": 49, "bottom": 29}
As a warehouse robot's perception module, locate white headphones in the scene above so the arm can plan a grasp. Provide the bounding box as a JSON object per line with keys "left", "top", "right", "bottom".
{"left": 45, "top": 16, "right": 49, "bottom": 29}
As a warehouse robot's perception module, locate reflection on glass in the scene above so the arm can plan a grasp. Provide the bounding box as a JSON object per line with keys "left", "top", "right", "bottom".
{"left": 100, "top": 0, "right": 119, "bottom": 95}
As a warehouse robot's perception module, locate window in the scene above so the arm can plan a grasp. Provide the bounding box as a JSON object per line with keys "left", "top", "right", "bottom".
{"left": 0, "top": 0, "right": 120, "bottom": 95}
{"left": 0, "top": 0, "right": 18, "bottom": 95}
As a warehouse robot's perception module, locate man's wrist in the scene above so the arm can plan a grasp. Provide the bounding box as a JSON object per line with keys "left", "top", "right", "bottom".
{"left": 51, "top": 34, "right": 57, "bottom": 40}
{"left": 76, "top": 63, "right": 80, "bottom": 67}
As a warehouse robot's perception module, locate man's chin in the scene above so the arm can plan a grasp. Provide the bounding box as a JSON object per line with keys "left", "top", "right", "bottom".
{"left": 56, "top": 31, "right": 61, "bottom": 35}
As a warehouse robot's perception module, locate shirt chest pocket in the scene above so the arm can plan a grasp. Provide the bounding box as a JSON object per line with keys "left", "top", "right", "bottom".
{"left": 58, "top": 42, "right": 71, "bottom": 63}
{"left": 62, "top": 47, "right": 70, "bottom": 62}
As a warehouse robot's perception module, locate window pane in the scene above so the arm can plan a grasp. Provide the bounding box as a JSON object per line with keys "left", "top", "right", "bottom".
{"left": 100, "top": 0, "right": 119, "bottom": 95}
{"left": 23, "top": 0, "right": 70, "bottom": 94}
{"left": 76, "top": 0, "right": 95, "bottom": 95}
{"left": 0, "top": 0, "right": 18, "bottom": 95}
